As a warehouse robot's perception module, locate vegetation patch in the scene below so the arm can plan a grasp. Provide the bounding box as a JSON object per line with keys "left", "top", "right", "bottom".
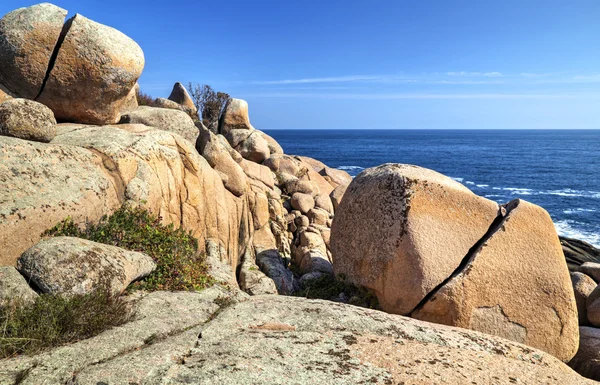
{"left": 0, "top": 290, "right": 132, "bottom": 359}
{"left": 293, "top": 274, "right": 379, "bottom": 309}
{"left": 43, "top": 205, "right": 214, "bottom": 292}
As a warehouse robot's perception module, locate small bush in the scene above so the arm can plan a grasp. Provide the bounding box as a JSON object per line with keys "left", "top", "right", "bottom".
{"left": 0, "top": 290, "right": 132, "bottom": 358}
{"left": 136, "top": 89, "right": 158, "bottom": 107}
{"left": 293, "top": 274, "right": 379, "bottom": 309}
{"left": 187, "top": 83, "right": 230, "bottom": 132}
{"left": 43, "top": 206, "right": 214, "bottom": 292}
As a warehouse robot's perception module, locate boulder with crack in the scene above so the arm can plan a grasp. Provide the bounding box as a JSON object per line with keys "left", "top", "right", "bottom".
{"left": 331, "top": 163, "right": 578, "bottom": 362}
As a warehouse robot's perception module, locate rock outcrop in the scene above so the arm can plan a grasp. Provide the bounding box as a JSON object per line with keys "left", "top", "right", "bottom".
{"left": 571, "top": 272, "right": 597, "bottom": 326}
{"left": 332, "top": 164, "right": 579, "bottom": 362}
{"left": 1, "top": 294, "right": 588, "bottom": 384}
{"left": 18, "top": 236, "right": 156, "bottom": 295}
{"left": 0, "top": 3, "right": 67, "bottom": 99}
{"left": 0, "top": 98, "right": 56, "bottom": 142}
{"left": 570, "top": 326, "right": 600, "bottom": 381}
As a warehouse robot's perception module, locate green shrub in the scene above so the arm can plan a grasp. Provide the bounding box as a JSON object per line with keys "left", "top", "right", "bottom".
{"left": 0, "top": 290, "right": 132, "bottom": 358}
{"left": 293, "top": 274, "right": 379, "bottom": 309}
{"left": 43, "top": 206, "right": 214, "bottom": 292}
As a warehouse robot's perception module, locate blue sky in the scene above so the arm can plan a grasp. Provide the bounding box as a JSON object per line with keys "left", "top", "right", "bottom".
{"left": 2, "top": 1, "right": 600, "bottom": 129}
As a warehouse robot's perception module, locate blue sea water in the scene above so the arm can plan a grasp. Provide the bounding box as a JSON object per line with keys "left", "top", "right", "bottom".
{"left": 264, "top": 129, "right": 600, "bottom": 247}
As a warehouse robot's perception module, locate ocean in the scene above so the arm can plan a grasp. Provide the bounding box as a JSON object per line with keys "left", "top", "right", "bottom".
{"left": 265, "top": 129, "right": 600, "bottom": 247}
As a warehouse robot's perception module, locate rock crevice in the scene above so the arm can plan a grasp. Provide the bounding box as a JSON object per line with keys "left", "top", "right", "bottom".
{"left": 410, "top": 199, "right": 520, "bottom": 316}
{"left": 34, "top": 13, "right": 72, "bottom": 100}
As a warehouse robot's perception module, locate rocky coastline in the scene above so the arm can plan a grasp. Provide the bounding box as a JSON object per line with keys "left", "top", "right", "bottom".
{"left": 1, "top": 3, "right": 600, "bottom": 384}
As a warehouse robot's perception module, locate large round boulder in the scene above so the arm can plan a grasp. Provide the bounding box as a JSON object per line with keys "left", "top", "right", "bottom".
{"left": 0, "top": 3, "right": 67, "bottom": 99}
{"left": 0, "top": 98, "right": 56, "bottom": 142}
{"left": 332, "top": 164, "right": 498, "bottom": 315}
{"left": 331, "top": 164, "right": 578, "bottom": 362}
{"left": 18, "top": 236, "right": 156, "bottom": 295}
{"left": 37, "top": 14, "right": 144, "bottom": 124}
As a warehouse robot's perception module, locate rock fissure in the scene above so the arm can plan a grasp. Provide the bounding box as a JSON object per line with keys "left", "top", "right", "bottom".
{"left": 409, "top": 199, "right": 521, "bottom": 316}
{"left": 34, "top": 14, "right": 73, "bottom": 101}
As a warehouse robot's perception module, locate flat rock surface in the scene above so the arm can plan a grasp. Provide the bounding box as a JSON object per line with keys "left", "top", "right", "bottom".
{"left": 0, "top": 286, "right": 247, "bottom": 385}
{"left": 0, "top": 294, "right": 590, "bottom": 384}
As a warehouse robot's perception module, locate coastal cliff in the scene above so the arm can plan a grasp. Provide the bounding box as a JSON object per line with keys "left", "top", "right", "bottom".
{"left": 1, "top": 3, "right": 600, "bottom": 384}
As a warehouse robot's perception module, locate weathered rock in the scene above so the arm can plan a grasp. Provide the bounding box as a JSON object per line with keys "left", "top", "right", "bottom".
{"left": 307, "top": 207, "right": 329, "bottom": 226}
{"left": 296, "top": 155, "right": 327, "bottom": 173}
{"left": 218, "top": 98, "right": 253, "bottom": 134}
{"left": 236, "top": 130, "right": 270, "bottom": 163}
{"left": 0, "top": 98, "right": 56, "bottom": 142}
{"left": 562, "top": 237, "right": 600, "bottom": 271}
{"left": 238, "top": 248, "right": 278, "bottom": 296}
{"left": 249, "top": 190, "right": 270, "bottom": 230}
{"left": 330, "top": 183, "right": 348, "bottom": 211}
{"left": 37, "top": 14, "right": 144, "bottom": 124}
{"left": 255, "top": 248, "right": 297, "bottom": 295}
{"left": 332, "top": 164, "right": 499, "bottom": 315}
{"left": 586, "top": 298, "right": 600, "bottom": 327}
{"left": 17, "top": 236, "right": 156, "bottom": 295}
{"left": 581, "top": 262, "right": 600, "bottom": 283}
{"left": 120, "top": 106, "right": 198, "bottom": 144}
{"left": 294, "top": 215, "right": 310, "bottom": 228}
{"left": 264, "top": 154, "right": 301, "bottom": 175}
{"left": 167, "top": 82, "right": 197, "bottom": 114}
{"left": 0, "top": 287, "right": 248, "bottom": 384}
{"left": 153, "top": 97, "right": 183, "bottom": 111}
{"left": 0, "top": 84, "right": 14, "bottom": 104}
{"left": 299, "top": 249, "right": 333, "bottom": 275}
{"left": 332, "top": 164, "right": 578, "bottom": 362}
{"left": 0, "top": 266, "right": 38, "bottom": 305}
{"left": 1, "top": 124, "right": 253, "bottom": 281}
{"left": 0, "top": 3, "right": 67, "bottom": 99}
{"left": 314, "top": 194, "right": 334, "bottom": 214}
{"left": 295, "top": 162, "right": 333, "bottom": 194}
{"left": 285, "top": 179, "right": 319, "bottom": 195}
{"left": 197, "top": 124, "right": 246, "bottom": 196}
{"left": 571, "top": 272, "right": 597, "bottom": 325}
{"left": 290, "top": 192, "right": 314, "bottom": 214}
{"left": 0, "top": 135, "right": 122, "bottom": 266}
{"left": 125, "top": 296, "right": 590, "bottom": 385}
{"left": 570, "top": 326, "right": 600, "bottom": 381}
{"left": 320, "top": 167, "right": 352, "bottom": 187}
{"left": 240, "top": 159, "right": 275, "bottom": 189}
{"left": 413, "top": 199, "right": 578, "bottom": 362}
{"left": 120, "top": 83, "right": 139, "bottom": 113}
{"left": 259, "top": 130, "right": 284, "bottom": 155}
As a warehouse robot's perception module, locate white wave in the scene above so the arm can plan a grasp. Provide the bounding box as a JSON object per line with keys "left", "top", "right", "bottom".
{"left": 492, "top": 187, "right": 502, "bottom": 190}
{"left": 337, "top": 166, "right": 365, "bottom": 171}
{"left": 465, "top": 181, "right": 475, "bottom": 185}
{"left": 476, "top": 184, "right": 489, "bottom": 188}
{"left": 451, "top": 177, "right": 464, "bottom": 182}
{"left": 554, "top": 220, "right": 600, "bottom": 248}
{"left": 484, "top": 194, "right": 502, "bottom": 198}
{"left": 563, "top": 208, "right": 597, "bottom": 214}
{"left": 546, "top": 189, "right": 584, "bottom": 197}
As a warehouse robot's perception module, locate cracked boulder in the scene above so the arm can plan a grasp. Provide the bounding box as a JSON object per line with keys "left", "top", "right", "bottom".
{"left": 331, "top": 164, "right": 578, "bottom": 361}
{"left": 37, "top": 13, "right": 144, "bottom": 124}
{"left": 0, "top": 3, "right": 67, "bottom": 99}
{"left": 18, "top": 236, "right": 156, "bottom": 295}
{"left": 332, "top": 164, "right": 499, "bottom": 315}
